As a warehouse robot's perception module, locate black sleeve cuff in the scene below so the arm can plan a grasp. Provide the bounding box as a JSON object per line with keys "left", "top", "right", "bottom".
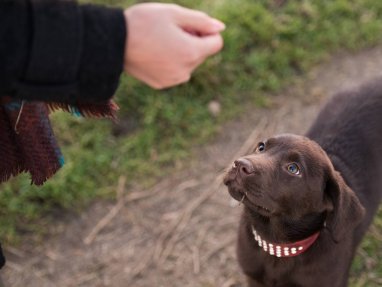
{"left": 78, "top": 5, "right": 126, "bottom": 103}
{"left": 15, "top": 1, "right": 126, "bottom": 104}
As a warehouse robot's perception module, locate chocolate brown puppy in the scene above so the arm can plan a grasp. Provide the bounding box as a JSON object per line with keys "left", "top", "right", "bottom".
{"left": 224, "top": 81, "right": 382, "bottom": 287}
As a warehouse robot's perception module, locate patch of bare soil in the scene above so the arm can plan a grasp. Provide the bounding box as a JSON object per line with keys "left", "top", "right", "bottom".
{"left": 3, "top": 46, "right": 382, "bottom": 287}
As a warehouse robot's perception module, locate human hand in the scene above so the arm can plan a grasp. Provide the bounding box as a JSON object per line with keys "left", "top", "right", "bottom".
{"left": 123, "top": 3, "right": 225, "bottom": 89}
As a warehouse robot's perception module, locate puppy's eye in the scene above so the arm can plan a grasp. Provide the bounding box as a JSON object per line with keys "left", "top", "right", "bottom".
{"left": 256, "top": 142, "right": 266, "bottom": 153}
{"left": 286, "top": 163, "right": 301, "bottom": 175}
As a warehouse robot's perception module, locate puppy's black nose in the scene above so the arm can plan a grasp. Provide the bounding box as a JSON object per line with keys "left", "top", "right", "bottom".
{"left": 234, "top": 158, "right": 254, "bottom": 175}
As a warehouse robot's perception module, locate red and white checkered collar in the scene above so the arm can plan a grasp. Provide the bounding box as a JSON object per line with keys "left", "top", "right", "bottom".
{"left": 252, "top": 226, "right": 320, "bottom": 258}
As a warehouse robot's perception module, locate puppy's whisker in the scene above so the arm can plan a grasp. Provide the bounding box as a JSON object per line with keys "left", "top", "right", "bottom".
{"left": 238, "top": 193, "right": 246, "bottom": 206}
{"left": 217, "top": 167, "right": 228, "bottom": 174}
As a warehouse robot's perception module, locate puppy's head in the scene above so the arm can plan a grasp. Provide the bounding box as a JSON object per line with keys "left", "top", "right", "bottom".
{"left": 224, "top": 134, "right": 365, "bottom": 241}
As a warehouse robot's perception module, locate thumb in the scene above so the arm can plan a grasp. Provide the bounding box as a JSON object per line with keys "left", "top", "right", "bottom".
{"left": 194, "top": 33, "right": 224, "bottom": 59}
{"left": 175, "top": 7, "right": 225, "bottom": 35}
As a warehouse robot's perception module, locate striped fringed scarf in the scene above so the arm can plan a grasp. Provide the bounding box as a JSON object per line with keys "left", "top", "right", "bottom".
{"left": 0, "top": 97, "right": 118, "bottom": 185}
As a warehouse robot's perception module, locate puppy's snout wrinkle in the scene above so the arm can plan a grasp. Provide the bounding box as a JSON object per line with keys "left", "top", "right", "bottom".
{"left": 235, "top": 158, "right": 254, "bottom": 175}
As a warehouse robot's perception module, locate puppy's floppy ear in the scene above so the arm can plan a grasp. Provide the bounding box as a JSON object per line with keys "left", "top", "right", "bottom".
{"left": 324, "top": 169, "right": 365, "bottom": 243}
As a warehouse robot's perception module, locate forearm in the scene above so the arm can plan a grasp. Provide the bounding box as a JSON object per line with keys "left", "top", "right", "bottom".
{"left": 0, "top": 0, "right": 126, "bottom": 104}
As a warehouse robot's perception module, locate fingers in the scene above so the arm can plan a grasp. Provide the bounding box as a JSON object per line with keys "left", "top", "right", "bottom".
{"left": 173, "top": 6, "right": 224, "bottom": 61}
{"left": 179, "top": 34, "right": 223, "bottom": 77}
{"left": 193, "top": 33, "right": 224, "bottom": 62}
{"left": 123, "top": 3, "right": 224, "bottom": 89}
{"left": 174, "top": 6, "right": 225, "bottom": 35}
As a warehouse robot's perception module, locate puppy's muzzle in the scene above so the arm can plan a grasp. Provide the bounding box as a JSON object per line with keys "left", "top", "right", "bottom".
{"left": 234, "top": 158, "right": 255, "bottom": 176}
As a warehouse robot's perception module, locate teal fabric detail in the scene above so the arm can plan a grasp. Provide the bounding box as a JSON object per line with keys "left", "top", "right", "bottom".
{"left": 59, "top": 155, "right": 65, "bottom": 167}
{"left": 4, "top": 101, "right": 22, "bottom": 111}
{"left": 70, "top": 106, "right": 82, "bottom": 117}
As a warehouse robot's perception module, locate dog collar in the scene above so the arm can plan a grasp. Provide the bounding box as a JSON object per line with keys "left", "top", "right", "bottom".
{"left": 252, "top": 226, "right": 320, "bottom": 258}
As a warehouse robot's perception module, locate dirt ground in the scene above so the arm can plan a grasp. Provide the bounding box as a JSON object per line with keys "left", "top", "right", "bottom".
{"left": 3, "top": 46, "right": 382, "bottom": 287}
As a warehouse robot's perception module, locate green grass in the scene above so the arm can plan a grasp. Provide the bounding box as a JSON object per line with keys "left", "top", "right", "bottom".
{"left": 350, "top": 207, "right": 382, "bottom": 287}
{"left": 2, "top": 1, "right": 382, "bottom": 284}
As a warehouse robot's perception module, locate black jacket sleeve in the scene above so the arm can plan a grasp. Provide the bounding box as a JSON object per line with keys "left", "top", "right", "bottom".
{"left": 0, "top": 0, "right": 126, "bottom": 104}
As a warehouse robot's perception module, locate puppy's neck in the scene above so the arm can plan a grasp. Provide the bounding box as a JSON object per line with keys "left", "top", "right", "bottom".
{"left": 244, "top": 207, "right": 326, "bottom": 243}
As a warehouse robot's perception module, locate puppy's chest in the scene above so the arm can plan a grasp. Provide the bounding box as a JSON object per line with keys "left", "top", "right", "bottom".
{"left": 251, "top": 252, "right": 300, "bottom": 286}
{"left": 248, "top": 246, "right": 342, "bottom": 287}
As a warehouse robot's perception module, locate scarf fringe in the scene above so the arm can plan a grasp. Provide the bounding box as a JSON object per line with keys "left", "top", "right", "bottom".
{"left": 1, "top": 98, "right": 119, "bottom": 186}
{"left": 47, "top": 101, "right": 119, "bottom": 119}
{"left": 30, "top": 161, "right": 63, "bottom": 186}
{"left": 0, "top": 166, "right": 28, "bottom": 185}
{"left": 0, "top": 164, "right": 61, "bottom": 186}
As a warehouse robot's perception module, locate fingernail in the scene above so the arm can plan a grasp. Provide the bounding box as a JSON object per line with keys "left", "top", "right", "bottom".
{"left": 212, "top": 19, "right": 226, "bottom": 31}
